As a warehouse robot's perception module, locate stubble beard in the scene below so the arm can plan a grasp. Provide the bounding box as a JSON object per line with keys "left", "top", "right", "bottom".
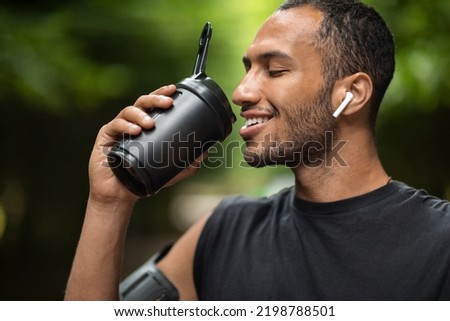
{"left": 243, "top": 84, "right": 337, "bottom": 168}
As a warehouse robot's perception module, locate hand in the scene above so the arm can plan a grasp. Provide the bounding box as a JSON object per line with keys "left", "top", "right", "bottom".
{"left": 88, "top": 85, "right": 178, "bottom": 204}
{"left": 164, "top": 151, "right": 208, "bottom": 188}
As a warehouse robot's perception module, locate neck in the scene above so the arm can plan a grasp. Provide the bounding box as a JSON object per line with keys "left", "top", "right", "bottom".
{"left": 292, "top": 130, "right": 390, "bottom": 202}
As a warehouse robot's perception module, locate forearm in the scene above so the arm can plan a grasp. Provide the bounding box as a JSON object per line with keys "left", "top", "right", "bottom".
{"left": 64, "top": 197, "right": 135, "bottom": 300}
{"left": 64, "top": 84, "right": 187, "bottom": 300}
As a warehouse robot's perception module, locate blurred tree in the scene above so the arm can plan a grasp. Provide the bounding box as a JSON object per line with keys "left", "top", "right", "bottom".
{"left": 0, "top": 0, "right": 448, "bottom": 300}
{"left": 365, "top": 0, "right": 450, "bottom": 198}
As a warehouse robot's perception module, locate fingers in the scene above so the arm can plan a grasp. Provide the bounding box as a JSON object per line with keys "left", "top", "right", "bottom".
{"left": 118, "top": 106, "right": 155, "bottom": 129}
{"left": 149, "top": 84, "right": 177, "bottom": 96}
{"left": 101, "top": 117, "right": 146, "bottom": 139}
{"left": 101, "top": 84, "right": 177, "bottom": 140}
{"left": 134, "top": 84, "right": 177, "bottom": 109}
{"left": 163, "top": 151, "right": 209, "bottom": 188}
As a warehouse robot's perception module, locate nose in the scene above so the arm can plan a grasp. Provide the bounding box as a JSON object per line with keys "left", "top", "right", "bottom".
{"left": 231, "top": 72, "right": 262, "bottom": 107}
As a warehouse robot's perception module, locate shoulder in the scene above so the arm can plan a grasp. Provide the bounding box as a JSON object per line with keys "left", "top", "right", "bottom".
{"left": 216, "top": 186, "right": 294, "bottom": 213}
{"left": 207, "top": 186, "right": 294, "bottom": 225}
{"left": 390, "top": 181, "right": 450, "bottom": 234}
{"left": 159, "top": 187, "right": 294, "bottom": 299}
{"left": 393, "top": 181, "right": 450, "bottom": 214}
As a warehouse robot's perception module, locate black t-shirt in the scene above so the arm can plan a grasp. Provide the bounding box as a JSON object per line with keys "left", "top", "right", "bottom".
{"left": 194, "top": 181, "right": 450, "bottom": 300}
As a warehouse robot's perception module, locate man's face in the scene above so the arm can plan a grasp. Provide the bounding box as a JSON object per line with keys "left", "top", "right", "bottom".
{"left": 232, "top": 6, "right": 336, "bottom": 168}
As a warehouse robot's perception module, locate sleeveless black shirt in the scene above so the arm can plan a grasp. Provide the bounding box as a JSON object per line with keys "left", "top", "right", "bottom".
{"left": 193, "top": 181, "right": 450, "bottom": 300}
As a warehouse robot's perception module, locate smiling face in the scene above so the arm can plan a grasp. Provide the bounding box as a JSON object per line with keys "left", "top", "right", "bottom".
{"left": 232, "top": 6, "right": 337, "bottom": 168}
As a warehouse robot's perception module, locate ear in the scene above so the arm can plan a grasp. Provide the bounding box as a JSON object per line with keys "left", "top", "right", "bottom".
{"left": 331, "top": 72, "right": 373, "bottom": 117}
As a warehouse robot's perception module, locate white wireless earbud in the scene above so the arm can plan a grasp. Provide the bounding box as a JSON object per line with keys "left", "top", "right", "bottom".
{"left": 332, "top": 92, "right": 353, "bottom": 118}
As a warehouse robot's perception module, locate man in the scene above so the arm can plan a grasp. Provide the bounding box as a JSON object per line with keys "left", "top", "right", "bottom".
{"left": 65, "top": 0, "right": 450, "bottom": 300}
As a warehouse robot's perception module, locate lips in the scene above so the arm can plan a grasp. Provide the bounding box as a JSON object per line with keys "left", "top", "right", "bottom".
{"left": 239, "top": 109, "right": 274, "bottom": 138}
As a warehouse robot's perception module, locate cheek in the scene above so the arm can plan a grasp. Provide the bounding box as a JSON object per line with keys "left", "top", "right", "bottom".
{"left": 269, "top": 74, "right": 321, "bottom": 107}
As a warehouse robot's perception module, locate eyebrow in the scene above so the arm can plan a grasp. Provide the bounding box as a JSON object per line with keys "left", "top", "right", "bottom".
{"left": 242, "top": 50, "right": 294, "bottom": 66}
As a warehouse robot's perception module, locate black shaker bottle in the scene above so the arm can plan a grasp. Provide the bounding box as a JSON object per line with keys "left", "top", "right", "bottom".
{"left": 108, "top": 23, "right": 236, "bottom": 197}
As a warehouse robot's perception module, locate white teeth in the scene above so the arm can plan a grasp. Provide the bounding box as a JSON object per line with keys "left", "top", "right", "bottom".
{"left": 243, "top": 116, "right": 270, "bottom": 128}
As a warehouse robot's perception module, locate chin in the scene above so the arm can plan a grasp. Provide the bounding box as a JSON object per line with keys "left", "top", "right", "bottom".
{"left": 243, "top": 148, "right": 273, "bottom": 168}
{"left": 242, "top": 143, "right": 308, "bottom": 168}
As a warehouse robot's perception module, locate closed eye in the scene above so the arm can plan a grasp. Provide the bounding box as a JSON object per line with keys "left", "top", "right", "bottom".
{"left": 268, "top": 70, "right": 288, "bottom": 77}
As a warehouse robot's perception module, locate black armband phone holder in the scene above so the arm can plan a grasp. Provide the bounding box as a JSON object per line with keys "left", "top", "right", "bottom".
{"left": 119, "top": 243, "right": 179, "bottom": 301}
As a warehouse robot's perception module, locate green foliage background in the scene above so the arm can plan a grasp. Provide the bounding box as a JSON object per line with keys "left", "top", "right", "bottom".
{"left": 0, "top": 0, "right": 449, "bottom": 299}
